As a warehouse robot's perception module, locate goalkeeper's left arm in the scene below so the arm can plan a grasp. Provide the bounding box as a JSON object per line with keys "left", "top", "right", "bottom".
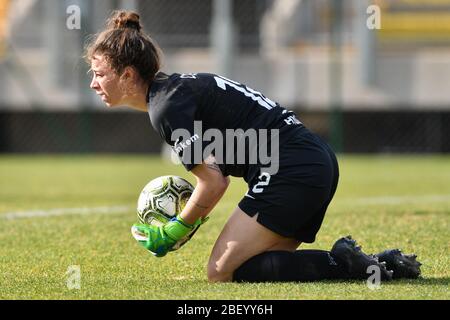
{"left": 132, "top": 159, "right": 229, "bottom": 257}
{"left": 180, "top": 159, "right": 230, "bottom": 225}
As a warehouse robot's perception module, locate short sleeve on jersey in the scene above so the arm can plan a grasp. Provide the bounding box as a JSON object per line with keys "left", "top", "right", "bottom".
{"left": 155, "top": 85, "right": 206, "bottom": 171}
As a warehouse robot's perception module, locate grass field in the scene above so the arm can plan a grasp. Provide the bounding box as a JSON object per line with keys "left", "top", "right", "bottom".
{"left": 0, "top": 154, "right": 449, "bottom": 300}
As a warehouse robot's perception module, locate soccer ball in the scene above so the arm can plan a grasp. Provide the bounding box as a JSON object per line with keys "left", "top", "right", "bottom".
{"left": 137, "top": 175, "right": 194, "bottom": 225}
{"left": 136, "top": 175, "right": 197, "bottom": 249}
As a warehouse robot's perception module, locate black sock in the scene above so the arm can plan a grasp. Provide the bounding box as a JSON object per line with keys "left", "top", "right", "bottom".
{"left": 233, "top": 250, "right": 350, "bottom": 282}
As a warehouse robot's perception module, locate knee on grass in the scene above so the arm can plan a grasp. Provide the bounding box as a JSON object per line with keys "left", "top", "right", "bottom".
{"left": 207, "top": 263, "right": 234, "bottom": 283}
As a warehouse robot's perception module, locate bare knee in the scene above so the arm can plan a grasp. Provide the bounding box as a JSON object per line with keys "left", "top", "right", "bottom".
{"left": 207, "top": 262, "right": 234, "bottom": 283}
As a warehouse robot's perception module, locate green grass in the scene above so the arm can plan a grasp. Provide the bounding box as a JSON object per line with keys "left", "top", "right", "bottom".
{"left": 0, "top": 154, "right": 449, "bottom": 300}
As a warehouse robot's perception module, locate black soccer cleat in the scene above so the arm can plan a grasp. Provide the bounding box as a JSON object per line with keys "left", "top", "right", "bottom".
{"left": 374, "top": 249, "right": 422, "bottom": 279}
{"left": 330, "top": 235, "right": 394, "bottom": 281}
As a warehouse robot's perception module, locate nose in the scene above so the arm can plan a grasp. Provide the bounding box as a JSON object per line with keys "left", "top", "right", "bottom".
{"left": 90, "top": 76, "right": 99, "bottom": 90}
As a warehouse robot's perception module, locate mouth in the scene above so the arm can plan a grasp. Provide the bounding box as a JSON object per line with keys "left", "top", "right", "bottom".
{"left": 96, "top": 93, "right": 108, "bottom": 101}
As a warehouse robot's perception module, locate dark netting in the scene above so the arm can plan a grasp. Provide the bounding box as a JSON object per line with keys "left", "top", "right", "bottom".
{"left": 138, "top": 0, "right": 271, "bottom": 50}
{"left": 0, "top": 111, "right": 162, "bottom": 153}
{"left": 0, "top": 111, "right": 448, "bottom": 153}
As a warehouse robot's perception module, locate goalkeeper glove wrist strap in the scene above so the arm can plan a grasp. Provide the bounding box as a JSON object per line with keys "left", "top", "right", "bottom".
{"left": 163, "top": 215, "right": 194, "bottom": 241}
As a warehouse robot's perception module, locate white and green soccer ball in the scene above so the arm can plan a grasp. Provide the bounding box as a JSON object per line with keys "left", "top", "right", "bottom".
{"left": 137, "top": 175, "right": 194, "bottom": 225}
{"left": 136, "top": 175, "right": 196, "bottom": 249}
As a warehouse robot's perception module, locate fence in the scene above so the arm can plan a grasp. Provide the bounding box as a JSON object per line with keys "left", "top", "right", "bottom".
{"left": 0, "top": 0, "right": 449, "bottom": 153}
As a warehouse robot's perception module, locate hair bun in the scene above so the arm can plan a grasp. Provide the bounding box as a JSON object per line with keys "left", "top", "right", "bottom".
{"left": 109, "top": 11, "right": 142, "bottom": 32}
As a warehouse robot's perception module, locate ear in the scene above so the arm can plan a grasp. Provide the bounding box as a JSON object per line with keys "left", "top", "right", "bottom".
{"left": 121, "top": 66, "right": 137, "bottom": 82}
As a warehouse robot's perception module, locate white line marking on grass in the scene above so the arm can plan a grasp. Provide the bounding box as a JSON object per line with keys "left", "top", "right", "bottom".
{"left": 1, "top": 205, "right": 132, "bottom": 220}
{"left": 341, "top": 194, "right": 450, "bottom": 206}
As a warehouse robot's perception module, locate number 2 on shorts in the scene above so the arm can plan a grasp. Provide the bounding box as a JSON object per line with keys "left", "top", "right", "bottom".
{"left": 252, "top": 172, "right": 271, "bottom": 193}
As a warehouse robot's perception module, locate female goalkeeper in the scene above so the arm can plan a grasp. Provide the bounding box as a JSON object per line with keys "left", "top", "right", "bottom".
{"left": 85, "top": 10, "right": 421, "bottom": 283}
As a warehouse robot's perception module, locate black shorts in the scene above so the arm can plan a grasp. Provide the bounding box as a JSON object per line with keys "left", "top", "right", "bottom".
{"left": 238, "top": 128, "right": 339, "bottom": 243}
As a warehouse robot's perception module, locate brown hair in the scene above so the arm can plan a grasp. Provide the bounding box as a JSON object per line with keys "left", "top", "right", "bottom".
{"left": 85, "top": 10, "right": 162, "bottom": 83}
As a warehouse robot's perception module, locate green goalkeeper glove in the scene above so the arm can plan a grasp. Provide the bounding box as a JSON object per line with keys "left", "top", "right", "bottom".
{"left": 131, "top": 215, "right": 207, "bottom": 257}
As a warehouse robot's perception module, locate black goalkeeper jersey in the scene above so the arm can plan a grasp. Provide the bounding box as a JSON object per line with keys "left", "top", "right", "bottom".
{"left": 147, "top": 72, "right": 306, "bottom": 180}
